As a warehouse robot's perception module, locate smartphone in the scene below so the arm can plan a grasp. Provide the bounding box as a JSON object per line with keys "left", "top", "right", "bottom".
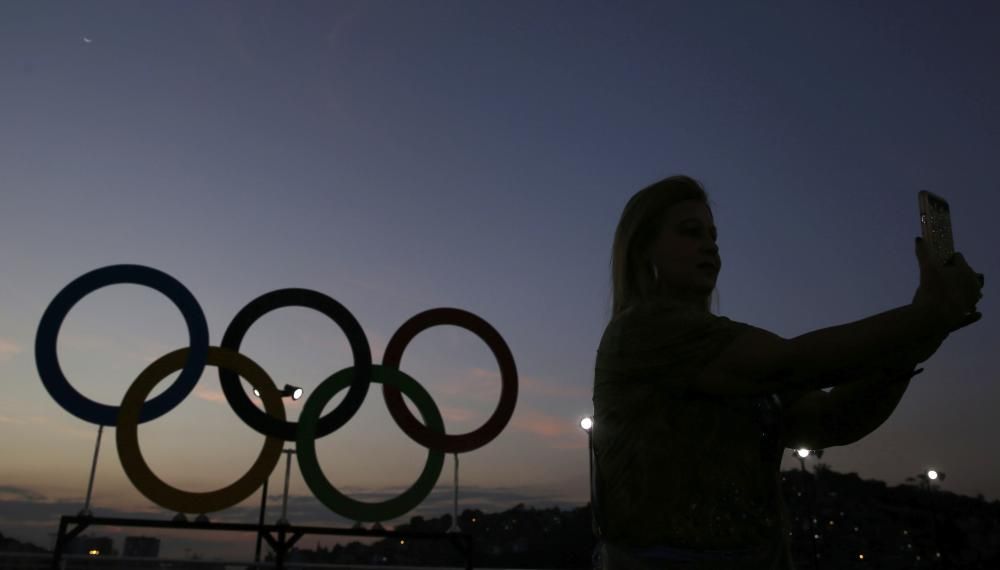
{"left": 918, "top": 190, "right": 955, "bottom": 266}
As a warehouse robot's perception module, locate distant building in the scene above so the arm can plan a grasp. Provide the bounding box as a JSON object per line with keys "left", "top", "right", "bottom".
{"left": 123, "top": 536, "right": 160, "bottom": 558}
{"left": 66, "top": 535, "right": 114, "bottom": 557}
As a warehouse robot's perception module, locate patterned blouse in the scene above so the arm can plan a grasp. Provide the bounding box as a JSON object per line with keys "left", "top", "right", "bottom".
{"left": 593, "top": 297, "right": 795, "bottom": 569}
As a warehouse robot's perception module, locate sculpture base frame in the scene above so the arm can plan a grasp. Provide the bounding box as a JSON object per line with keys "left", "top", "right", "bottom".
{"left": 51, "top": 514, "right": 475, "bottom": 569}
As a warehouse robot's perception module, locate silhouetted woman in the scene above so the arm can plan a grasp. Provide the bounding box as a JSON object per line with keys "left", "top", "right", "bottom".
{"left": 592, "top": 175, "right": 983, "bottom": 569}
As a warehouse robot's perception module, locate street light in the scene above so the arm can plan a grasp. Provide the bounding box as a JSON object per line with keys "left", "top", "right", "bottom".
{"left": 253, "top": 384, "right": 303, "bottom": 400}
{"left": 906, "top": 468, "right": 945, "bottom": 491}
{"left": 254, "top": 386, "right": 305, "bottom": 564}
{"left": 907, "top": 468, "right": 947, "bottom": 566}
{"left": 580, "top": 416, "right": 602, "bottom": 540}
{"left": 792, "top": 448, "right": 825, "bottom": 476}
{"left": 580, "top": 416, "right": 594, "bottom": 505}
{"left": 790, "top": 448, "right": 824, "bottom": 569}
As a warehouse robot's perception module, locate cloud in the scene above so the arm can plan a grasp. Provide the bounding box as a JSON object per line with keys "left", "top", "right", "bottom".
{"left": 0, "top": 415, "right": 48, "bottom": 426}
{"left": 511, "top": 409, "right": 576, "bottom": 438}
{"left": 440, "top": 405, "right": 476, "bottom": 423}
{"left": 469, "top": 368, "right": 498, "bottom": 380}
{"left": 543, "top": 438, "right": 588, "bottom": 451}
{"left": 0, "top": 338, "right": 23, "bottom": 362}
{"left": 519, "top": 374, "right": 590, "bottom": 399}
{"left": 193, "top": 387, "right": 227, "bottom": 404}
{"left": 55, "top": 332, "right": 117, "bottom": 353}
{"left": 367, "top": 330, "right": 387, "bottom": 362}
{"left": 44, "top": 334, "right": 180, "bottom": 367}
{"left": 408, "top": 369, "right": 589, "bottom": 446}
{"left": 419, "top": 402, "right": 569, "bottom": 434}
{"left": 0, "top": 415, "right": 50, "bottom": 427}
{"left": 428, "top": 369, "right": 496, "bottom": 400}
{"left": 470, "top": 368, "right": 590, "bottom": 400}
{"left": 120, "top": 340, "right": 180, "bottom": 366}
{"left": 0, "top": 415, "right": 94, "bottom": 440}
{"left": 509, "top": 409, "right": 588, "bottom": 450}
{"left": 0, "top": 486, "right": 46, "bottom": 502}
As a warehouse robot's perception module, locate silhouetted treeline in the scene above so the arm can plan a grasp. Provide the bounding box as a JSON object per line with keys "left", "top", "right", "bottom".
{"left": 276, "top": 503, "right": 592, "bottom": 567}
{"left": 0, "top": 532, "right": 48, "bottom": 554}
{"left": 279, "top": 465, "right": 1000, "bottom": 569}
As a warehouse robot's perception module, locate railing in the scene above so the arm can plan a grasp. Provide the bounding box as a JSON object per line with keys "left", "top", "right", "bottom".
{"left": 49, "top": 516, "right": 474, "bottom": 570}
{"left": 0, "top": 552, "right": 501, "bottom": 570}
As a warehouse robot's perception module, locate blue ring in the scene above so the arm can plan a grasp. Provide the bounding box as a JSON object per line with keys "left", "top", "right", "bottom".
{"left": 35, "top": 265, "right": 209, "bottom": 425}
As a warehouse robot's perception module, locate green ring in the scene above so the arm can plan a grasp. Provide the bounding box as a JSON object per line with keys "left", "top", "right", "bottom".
{"left": 296, "top": 364, "right": 444, "bottom": 522}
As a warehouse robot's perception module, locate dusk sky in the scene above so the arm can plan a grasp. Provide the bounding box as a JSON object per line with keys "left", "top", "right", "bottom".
{"left": 2, "top": 1, "right": 998, "bottom": 560}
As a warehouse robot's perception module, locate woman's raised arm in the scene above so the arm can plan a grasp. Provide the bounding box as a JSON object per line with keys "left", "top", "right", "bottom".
{"left": 693, "top": 237, "right": 983, "bottom": 398}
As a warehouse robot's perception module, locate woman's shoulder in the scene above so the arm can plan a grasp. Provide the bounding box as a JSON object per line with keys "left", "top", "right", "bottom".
{"left": 600, "top": 298, "right": 752, "bottom": 357}
{"left": 613, "top": 297, "right": 732, "bottom": 330}
{"left": 613, "top": 297, "right": 686, "bottom": 323}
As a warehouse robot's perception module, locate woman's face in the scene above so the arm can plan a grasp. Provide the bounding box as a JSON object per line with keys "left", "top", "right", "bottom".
{"left": 646, "top": 199, "right": 720, "bottom": 304}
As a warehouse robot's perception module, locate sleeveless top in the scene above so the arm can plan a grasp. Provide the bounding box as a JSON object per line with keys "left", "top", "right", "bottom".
{"left": 592, "top": 297, "right": 794, "bottom": 569}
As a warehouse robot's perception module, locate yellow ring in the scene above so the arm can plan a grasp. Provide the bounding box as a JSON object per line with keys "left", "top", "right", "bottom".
{"left": 116, "top": 346, "right": 285, "bottom": 514}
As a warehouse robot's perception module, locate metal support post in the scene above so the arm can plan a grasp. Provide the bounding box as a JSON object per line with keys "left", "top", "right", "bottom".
{"left": 80, "top": 425, "right": 104, "bottom": 517}
{"left": 255, "top": 476, "right": 269, "bottom": 563}
{"left": 278, "top": 449, "right": 294, "bottom": 526}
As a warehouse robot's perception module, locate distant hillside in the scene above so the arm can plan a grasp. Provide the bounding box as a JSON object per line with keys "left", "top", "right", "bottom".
{"left": 273, "top": 465, "right": 1000, "bottom": 569}
{"left": 0, "top": 532, "right": 48, "bottom": 553}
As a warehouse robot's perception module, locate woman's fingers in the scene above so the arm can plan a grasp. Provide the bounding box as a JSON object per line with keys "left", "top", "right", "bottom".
{"left": 946, "top": 252, "right": 983, "bottom": 306}
{"left": 949, "top": 311, "right": 983, "bottom": 333}
{"left": 913, "top": 240, "right": 984, "bottom": 333}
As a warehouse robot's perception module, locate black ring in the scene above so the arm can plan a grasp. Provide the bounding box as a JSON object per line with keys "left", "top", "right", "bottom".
{"left": 219, "top": 288, "right": 372, "bottom": 440}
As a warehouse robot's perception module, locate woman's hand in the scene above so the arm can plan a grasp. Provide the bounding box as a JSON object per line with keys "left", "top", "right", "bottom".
{"left": 895, "top": 247, "right": 984, "bottom": 369}
{"left": 913, "top": 237, "right": 984, "bottom": 335}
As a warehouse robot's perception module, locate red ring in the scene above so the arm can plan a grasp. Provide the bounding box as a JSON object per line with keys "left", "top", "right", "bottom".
{"left": 381, "top": 308, "right": 517, "bottom": 453}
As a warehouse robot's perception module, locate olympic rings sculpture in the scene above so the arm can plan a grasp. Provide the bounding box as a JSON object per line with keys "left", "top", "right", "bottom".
{"left": 35, "top": 264, "right": 518, "bottom": 522}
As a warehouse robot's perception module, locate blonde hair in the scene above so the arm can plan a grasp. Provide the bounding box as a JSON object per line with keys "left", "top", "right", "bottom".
{"left": 608, "top": 175, "right": 719, "bottom": 319}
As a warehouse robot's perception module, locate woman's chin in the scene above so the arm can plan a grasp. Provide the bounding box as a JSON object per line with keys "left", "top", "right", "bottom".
{"left": 694, "top": 274, "right": 717, "bottom": 290}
